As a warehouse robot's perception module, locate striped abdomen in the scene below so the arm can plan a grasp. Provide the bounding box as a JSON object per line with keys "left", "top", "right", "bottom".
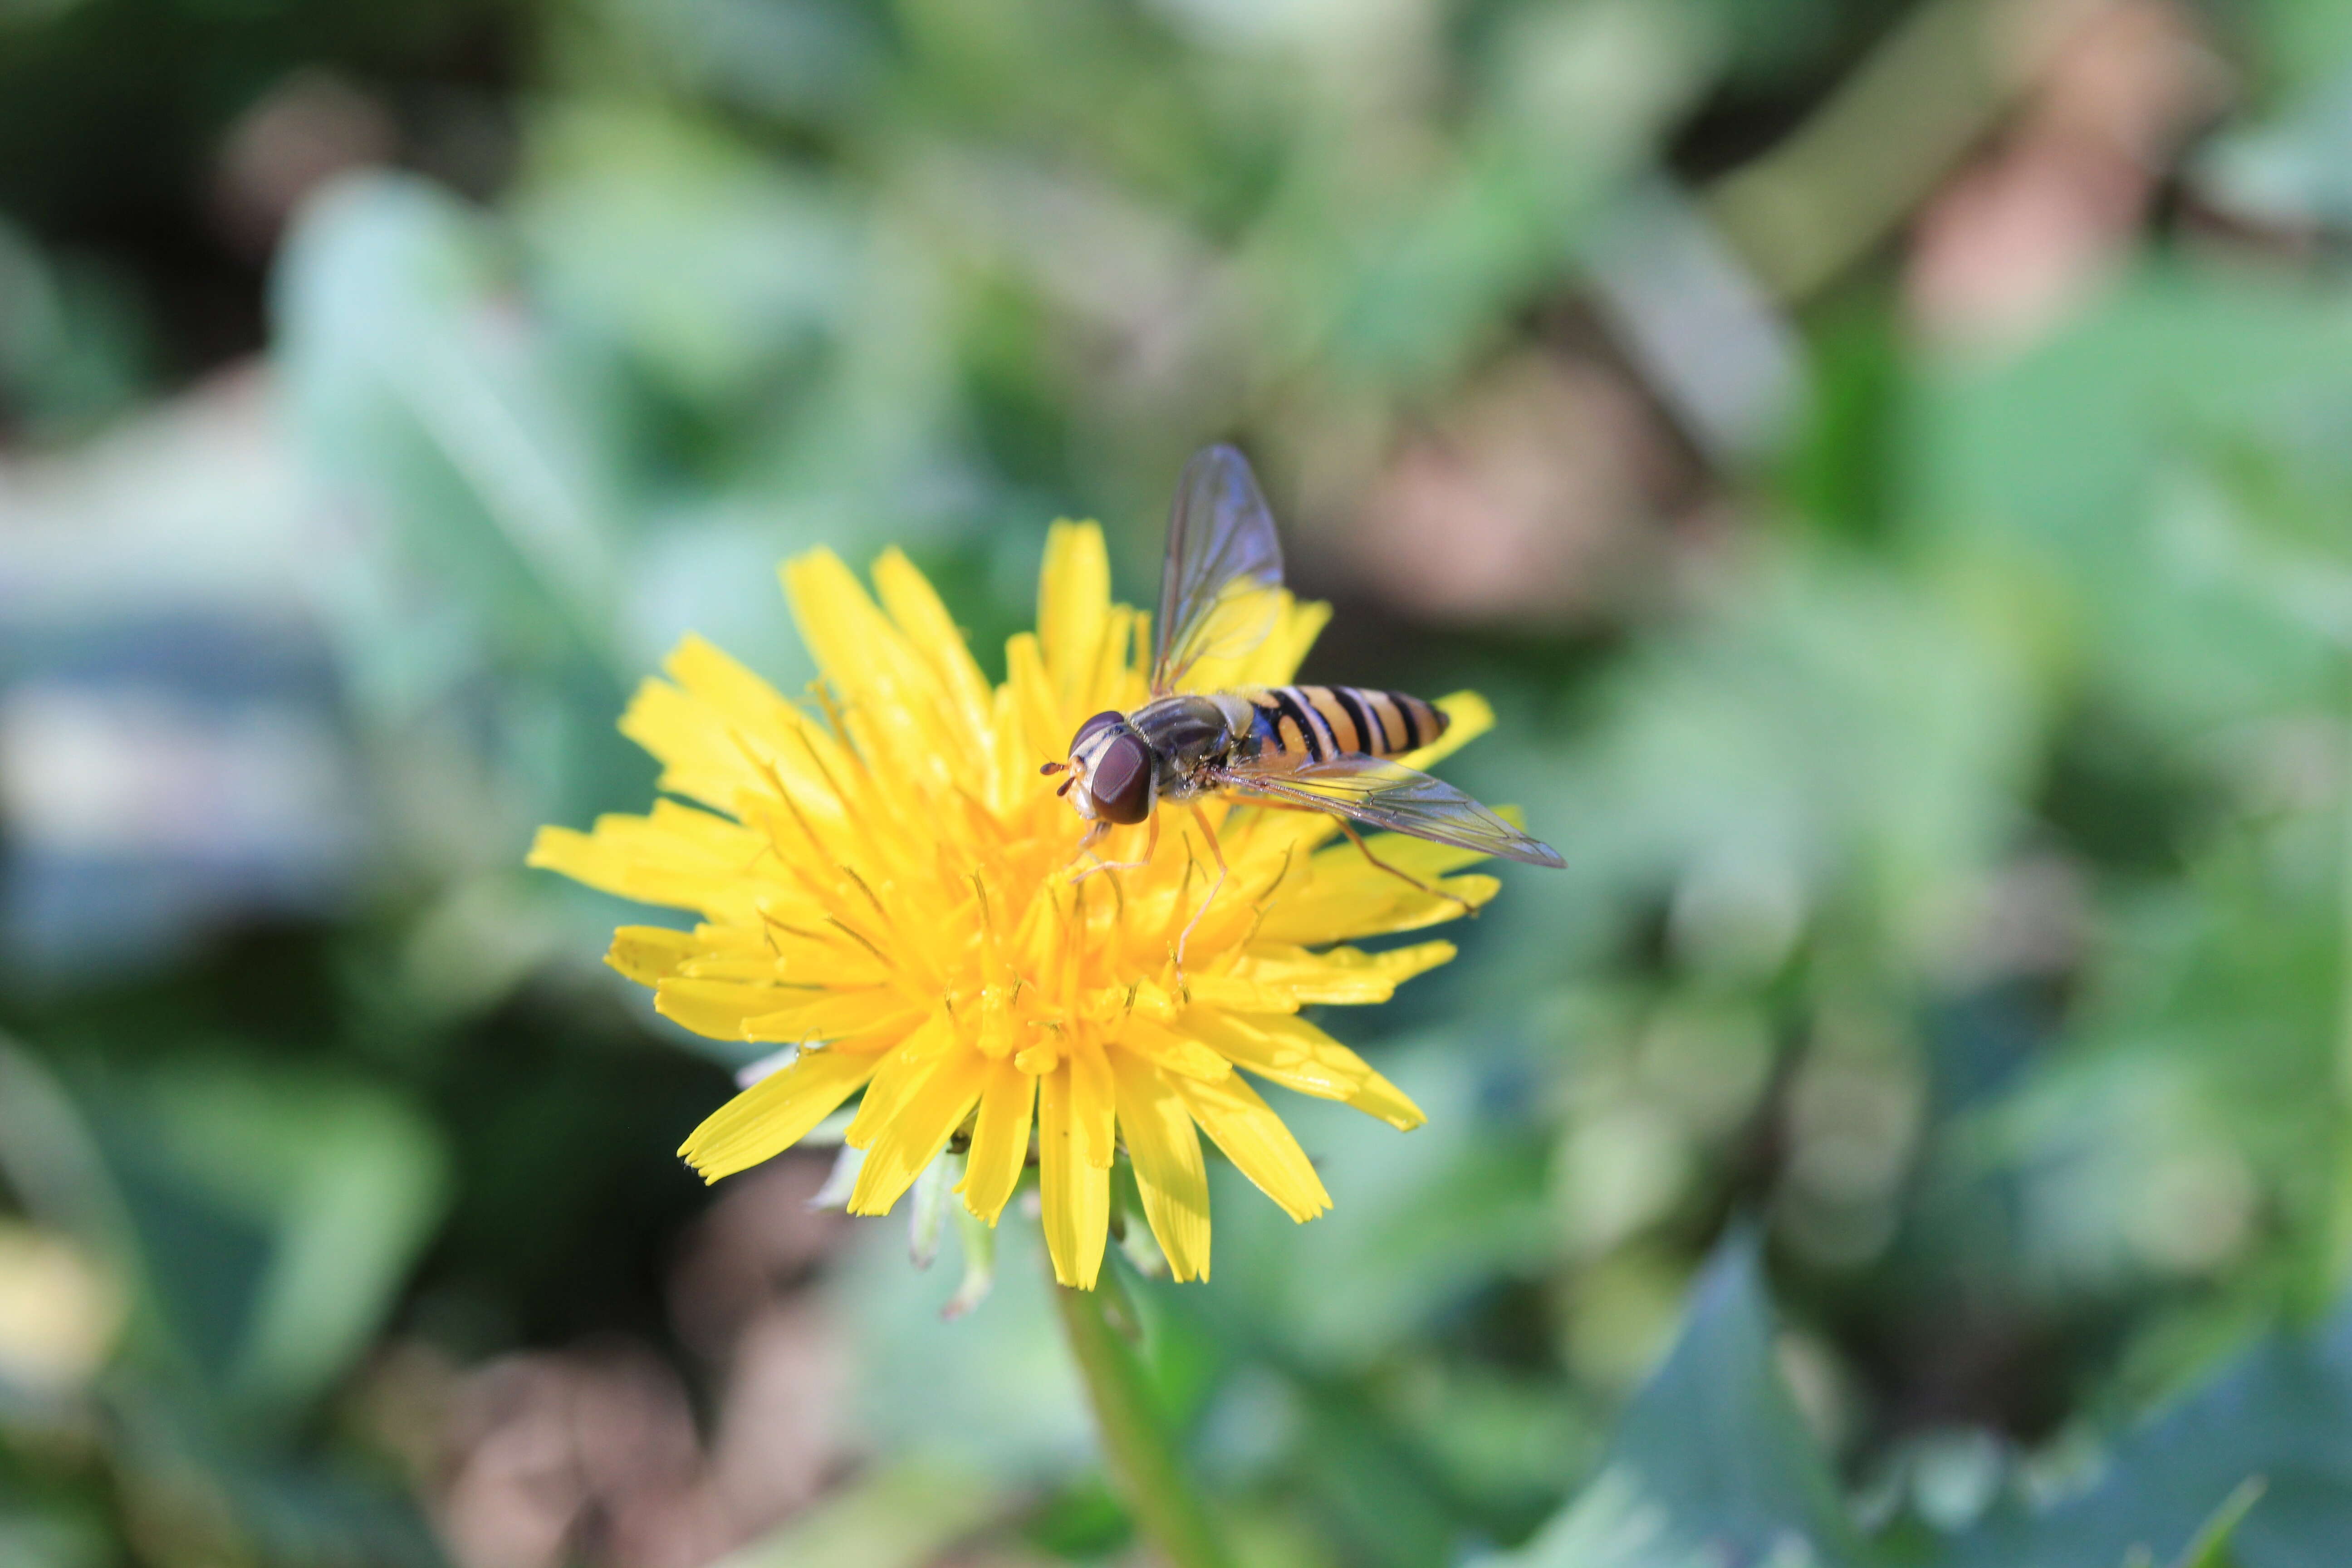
{"left": 1246, "top": 685, "right": 1449, "bottom": 765}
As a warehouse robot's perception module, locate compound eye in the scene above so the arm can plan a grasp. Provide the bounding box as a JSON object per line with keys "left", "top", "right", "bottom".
{"left": 1089, "top": 733, "right": 1155, "bottom": 825}
{"left": 1069, "top": 710, "right": 1125, "bottom": 754}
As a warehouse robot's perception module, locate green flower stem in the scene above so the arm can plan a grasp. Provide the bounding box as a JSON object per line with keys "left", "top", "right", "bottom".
{"left": 1053, "top": 1281, "right": 1232, "bottom": 1568}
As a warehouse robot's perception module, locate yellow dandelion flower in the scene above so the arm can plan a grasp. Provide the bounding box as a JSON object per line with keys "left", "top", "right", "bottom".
{"left": 528, "top": 523, "right": 1506, "bottom": 1289}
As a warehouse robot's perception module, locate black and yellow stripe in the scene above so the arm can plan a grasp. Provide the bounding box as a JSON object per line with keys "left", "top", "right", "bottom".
{"left": 1248, "top": 685, "right": 1448, "bottom": 764}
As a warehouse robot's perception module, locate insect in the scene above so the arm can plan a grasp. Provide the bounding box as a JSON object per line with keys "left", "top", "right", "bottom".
{"left": 1040, "top": 444, "right": 1564, "bottom": 968}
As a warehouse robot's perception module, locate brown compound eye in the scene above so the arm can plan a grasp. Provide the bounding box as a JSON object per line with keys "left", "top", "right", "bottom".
{"left": 1088, "top": 733, "right": 1155, "bottom": 825}
{"left": 1069, "top": 710, "right": 1125, "bottom": 754}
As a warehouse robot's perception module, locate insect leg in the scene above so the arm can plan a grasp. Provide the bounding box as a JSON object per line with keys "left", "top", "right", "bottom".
{"left": 1174, "top": 805, "right": 1231, "bottom": 984}
{"left": 1072, "top": 813, "right": 1160, "bottom": 882}
{"left": 1064, "top": 820, "right": 1111, "bottom": 868}
{"left": 1334, "top": 818, "right": 1476, "bottom": 917}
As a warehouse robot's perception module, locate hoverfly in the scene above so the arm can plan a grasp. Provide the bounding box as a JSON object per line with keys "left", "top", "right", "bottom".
{"left": 1041, "top": 445, "right": 1564, "bottom": 966}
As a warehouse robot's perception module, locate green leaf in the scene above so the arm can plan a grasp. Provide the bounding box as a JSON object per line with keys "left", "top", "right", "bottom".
{"left": 2171, "top": 1478, "right": 2266, "bottom": 1568}
{"left": 1943, "top": 1301, "right": 2352, "bottom": 1567}
{"left": 515, "top": 106, "right": 861, "bottom": 409}
{"left": 1558, "top": 546, "right": 2038, "bottom": 985}
{"left": 97, "top": 1058, "right": 452, "bottom": 1416}
{"left": 270, "top": 173, "right": 626, "bottom": 683}
{"left": 1906, "top": 267, "right": 2352, "bottom": 737}
{"left": 1486, "top": 1232, "right": 1871, "bottom": 1568}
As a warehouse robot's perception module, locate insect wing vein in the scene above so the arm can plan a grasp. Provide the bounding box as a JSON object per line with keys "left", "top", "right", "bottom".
{"left": 1207, "top": 754, "right": 1565, "bottom": 868}
{"left": 1152, "top": 445, "right": 1285, "bottom": 694}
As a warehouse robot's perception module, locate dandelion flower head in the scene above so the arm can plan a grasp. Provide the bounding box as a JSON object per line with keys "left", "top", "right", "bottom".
{"left": 529, "top": 524, "right": 1505, "bottom": 1288}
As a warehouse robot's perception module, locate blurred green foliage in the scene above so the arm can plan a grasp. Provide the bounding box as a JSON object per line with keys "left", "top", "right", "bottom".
{"left": 15, "top": 0, "right": 2352, "bottom": 1565}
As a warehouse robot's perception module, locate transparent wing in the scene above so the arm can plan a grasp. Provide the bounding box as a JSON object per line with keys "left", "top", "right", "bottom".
{"left": 1152, "top": 444, "right": 1286, "bottom": 695}
{"left": 1208, "top": 753, "right": 1566, "bottom": 868}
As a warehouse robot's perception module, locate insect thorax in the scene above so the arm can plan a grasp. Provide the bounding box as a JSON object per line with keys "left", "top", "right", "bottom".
{"left": 1130, "top": 693, "right": 1256, "bottom": 801}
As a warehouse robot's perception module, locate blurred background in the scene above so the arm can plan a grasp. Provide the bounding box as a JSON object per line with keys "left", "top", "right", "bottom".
{"left": 8, "top": 0, "right": 2352, "bottom": 1563}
